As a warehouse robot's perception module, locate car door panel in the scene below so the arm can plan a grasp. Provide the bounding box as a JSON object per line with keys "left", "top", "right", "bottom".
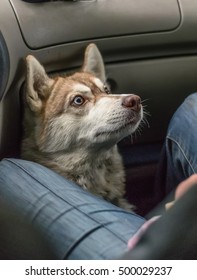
{"left": 9, "top": 0, "right": 181, "bottom": 49}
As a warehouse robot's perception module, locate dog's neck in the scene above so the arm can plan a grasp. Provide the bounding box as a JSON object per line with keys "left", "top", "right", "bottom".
{"left": 41, "top": 144, "right": 119, "bottom": 172}
{"left": 22, "top": 129, "right": 127, "bottom": 207}
{"left": 22, "top": 143, "right": 124, "bottom": 192}
{"left": 50, "top": 145, "right": 125, "bottom": 194}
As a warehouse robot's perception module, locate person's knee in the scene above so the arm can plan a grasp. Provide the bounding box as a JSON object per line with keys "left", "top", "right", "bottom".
{"left": 181, "top": 92, "right": 197, "bottom": 118}
{"left": 167, "top": 92, "right": 197, "bottom": 138}
{"left": 184, "top": 92, "right": 197, "bottom": 104}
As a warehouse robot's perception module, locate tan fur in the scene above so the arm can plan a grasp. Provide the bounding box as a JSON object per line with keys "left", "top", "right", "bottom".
{"left": 21, "top": 44, "right": 143, "bottom": 211}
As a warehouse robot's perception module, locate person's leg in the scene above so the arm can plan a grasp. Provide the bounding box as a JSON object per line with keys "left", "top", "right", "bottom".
{"left": 0, "top": 158, "right": 145, "bottom": 260}
{"left": 156, "top": 93, "right": 197, "bottom": 200}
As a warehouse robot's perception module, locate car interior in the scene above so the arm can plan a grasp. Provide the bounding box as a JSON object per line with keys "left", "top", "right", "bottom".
{"left": 1, "top": 0, "right": 197, "bottom": 219}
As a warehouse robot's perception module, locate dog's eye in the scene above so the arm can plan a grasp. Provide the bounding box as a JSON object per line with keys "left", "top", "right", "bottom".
{"left": 72, "top": 96, "right": 85, "bottom": 106}
{"left": 103, "top": 84, "right": 110, "bottom": 94}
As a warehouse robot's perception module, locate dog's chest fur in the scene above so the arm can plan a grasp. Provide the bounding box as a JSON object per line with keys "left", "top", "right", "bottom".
{"left": 22, "top": 138, "right": 128, "bottom": 208}
{"left": 57, "top": 146, "right": 125, "bottom": 202}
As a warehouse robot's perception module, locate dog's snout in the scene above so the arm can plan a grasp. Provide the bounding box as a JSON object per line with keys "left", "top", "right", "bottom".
{"left": 122, "top": 95, "right": 141, "bottom": 111}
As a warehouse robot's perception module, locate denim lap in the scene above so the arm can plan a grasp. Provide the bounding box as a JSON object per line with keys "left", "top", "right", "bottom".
{"left": 0, "top": 158, "right": 145, "bottom": 259}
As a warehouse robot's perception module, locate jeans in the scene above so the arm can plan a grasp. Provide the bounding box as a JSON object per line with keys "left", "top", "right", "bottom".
{"left": 0, "top": 158, "right": 144, "bottom": 259}
{"left": 156, "top": 92, "right": 197, "bottom": 199}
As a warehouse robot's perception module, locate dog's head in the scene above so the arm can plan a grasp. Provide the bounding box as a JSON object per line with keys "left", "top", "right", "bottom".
{"left": 24, "top": 44, "right": 143, "bottom": 153}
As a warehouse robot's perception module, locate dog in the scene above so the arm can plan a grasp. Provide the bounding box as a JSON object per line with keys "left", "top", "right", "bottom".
{"left": 21, "top": 44, "right": 143, "bottom": 211}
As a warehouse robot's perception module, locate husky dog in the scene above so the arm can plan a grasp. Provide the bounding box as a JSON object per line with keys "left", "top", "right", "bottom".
{"left": 21, "top": 44, "right": 143, "bottom": 210}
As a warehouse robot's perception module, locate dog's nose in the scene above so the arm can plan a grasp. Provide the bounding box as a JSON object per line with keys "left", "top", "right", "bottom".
{"left": 122, "top": 95, "right": 141, "bottom": 111}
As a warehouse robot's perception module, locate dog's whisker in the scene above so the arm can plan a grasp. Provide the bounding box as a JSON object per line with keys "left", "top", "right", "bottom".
{"left": 142, "top": 105, "right": 151, "bottom": 114}
{"left": 128, "top": 134, "right": 134, "bottom": 144}
{"left": 143, "top": 111, "right": 151, "bottom": 117}
{"left": 141, "top": 98, "right": 150, "bottom": 104}
{"left": 137, "top": 127, "right": 143, "bottom": 135}
{"left": 141, "top": 117, "right": 150, "bottom": 128}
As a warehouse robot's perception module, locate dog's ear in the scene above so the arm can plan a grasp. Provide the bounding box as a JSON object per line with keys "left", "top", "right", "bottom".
{"left": 82, "top": 44, "right": 106, "bottom": 83}
{"left": 25, "top": 55, "right": 53, "bottom": 113}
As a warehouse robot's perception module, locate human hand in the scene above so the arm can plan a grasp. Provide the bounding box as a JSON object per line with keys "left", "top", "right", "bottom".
{"left": 175, "top": 174, "right": 197, "bottom": 200}
{"left": 165, "top": 174, "right": 197, "bottom": 210}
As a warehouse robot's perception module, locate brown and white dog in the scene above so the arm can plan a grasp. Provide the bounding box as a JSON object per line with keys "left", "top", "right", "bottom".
{"left": 21, "top": 44, "right": 143, "bottom": 210}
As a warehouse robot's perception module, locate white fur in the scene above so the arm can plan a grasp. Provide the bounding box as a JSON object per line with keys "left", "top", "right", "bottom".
{"left": 73, "top": 84, "right": 91, "bottom": 94}
{"left": 93, "top": 77, "right": 104, "bottom": 91}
